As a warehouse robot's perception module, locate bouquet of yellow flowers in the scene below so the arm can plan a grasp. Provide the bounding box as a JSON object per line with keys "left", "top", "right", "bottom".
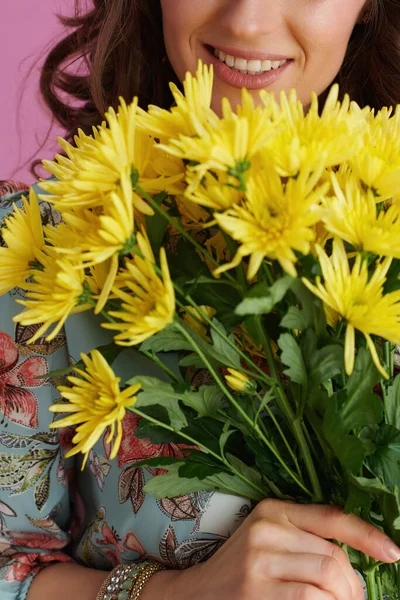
{"left": 1, "top": 62, "right": 400, "bottom": 597}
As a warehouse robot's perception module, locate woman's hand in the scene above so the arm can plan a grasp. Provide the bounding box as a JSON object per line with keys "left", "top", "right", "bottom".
{"left": 163, "top": 499, "right": 400, "bottom": 600}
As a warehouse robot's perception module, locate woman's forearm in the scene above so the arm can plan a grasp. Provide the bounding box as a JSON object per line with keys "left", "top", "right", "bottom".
{"left": 26, "top": 562, "right": 182, "bottom": 600}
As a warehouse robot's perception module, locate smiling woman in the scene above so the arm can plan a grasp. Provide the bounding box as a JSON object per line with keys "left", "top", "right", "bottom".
{"left": 1, "top": 2, "right": 400, "bottom": 600}
{"left": 30, "top": 0, "right": 400, "bottom": 178}
{"left": 161, "top": 0, "right": 369, "bottom": 109}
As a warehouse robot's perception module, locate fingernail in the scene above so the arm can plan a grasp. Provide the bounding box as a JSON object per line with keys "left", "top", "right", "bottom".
{"left": 384, "top": 540, "right": 400, "bottom": 561}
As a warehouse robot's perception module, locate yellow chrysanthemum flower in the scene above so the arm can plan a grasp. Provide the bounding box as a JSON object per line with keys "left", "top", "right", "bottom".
{"left": 302, "top": 238, "right": 400, "bottom": 378}
{"left": 184, "top": 170, "right": 244, "bottom": 212}
{"left": 49, "top": 349, "right": 141, "bottom": 468}
{"left": 13, "top": 251, "right": 90, "bottom": 343}
{"left": 259, "top": 85, "right": 367, "bottom": 177}
{"left": 60, "top": 167, "right": 135, "bottom": 263}
{"left": 39, "top": 98, "right": 183, "bottom": 212}
{"left": 214, "top": 166, "right": 327, "bottom": 280}
{"left": 165, "top": 112, "right": 271, "bottom": 190}
{"left": 350, "top": 105, "right": 400, "bottom": 199}
{"left": 323, "top": 173, "right": 400, "bottom": 258}
{"left": 225, "top": 368, "right": 255, "bottom": 393}
{"left": 136, "top": 61, "right": 219, "bottom": 140}
{"left": 0, "top": 188, "right": 45, "bottom": 295}
{"left": 102, "top": 231, "right": 175, "bottom": 345}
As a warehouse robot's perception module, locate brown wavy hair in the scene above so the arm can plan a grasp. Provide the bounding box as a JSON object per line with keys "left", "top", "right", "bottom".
{"left": 30, "top": 0, "right": 400, "bottom": 178}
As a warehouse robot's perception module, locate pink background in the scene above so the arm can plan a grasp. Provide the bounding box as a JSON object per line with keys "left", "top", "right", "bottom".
{"left": 0, "top": 0, "right": 75, "bottom": 184}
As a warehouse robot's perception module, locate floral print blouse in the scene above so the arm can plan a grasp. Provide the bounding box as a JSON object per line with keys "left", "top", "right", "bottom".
{"left": 0, "top": 180, "right": 252, "bottom": 600}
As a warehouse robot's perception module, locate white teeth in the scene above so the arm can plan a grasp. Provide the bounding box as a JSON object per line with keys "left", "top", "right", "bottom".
{"left": 261, "top": 59, "right": 272, "bottom": 71}
{"left": 213, "top": 48, "right": 288, "bottom": 74}
{"left": 247, "top": 59, "right": 262, "bottom": 72}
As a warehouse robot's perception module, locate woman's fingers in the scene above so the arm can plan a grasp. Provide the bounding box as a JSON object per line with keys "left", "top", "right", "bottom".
{"left": 248, "top": 521, "right": 364, "bottom": 599}
{"left": 262, "top": 552, "right": 363, "bottom": 600}
{"left": 257, "top": 500, "right": 400, "bottom": 564}
{"left": 267, "top": 581, "right": 336, "bottom": 599}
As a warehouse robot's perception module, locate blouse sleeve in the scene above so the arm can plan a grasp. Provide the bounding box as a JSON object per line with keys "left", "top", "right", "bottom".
{"left": 0, "top": 181, "right": 76, "bottom": 600}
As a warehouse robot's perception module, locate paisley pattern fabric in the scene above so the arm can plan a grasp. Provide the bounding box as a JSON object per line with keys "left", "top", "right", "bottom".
{"left": 0, "top": 180, "right": 251, "bottom": 600}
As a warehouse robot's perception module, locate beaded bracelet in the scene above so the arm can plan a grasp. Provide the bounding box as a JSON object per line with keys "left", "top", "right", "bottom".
{"left": 129, "top": 561, "right": 167, "bottom": 600}
{"left": 96, "top": 560, "right": 166, "bottom": 600}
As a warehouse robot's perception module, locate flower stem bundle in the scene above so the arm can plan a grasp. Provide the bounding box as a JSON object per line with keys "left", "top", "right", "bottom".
{"left": 2, "top": 61, "right": 400, "bottom": 597}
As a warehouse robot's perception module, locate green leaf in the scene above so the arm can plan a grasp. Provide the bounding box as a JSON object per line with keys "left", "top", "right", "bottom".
{"left": 176, "top": 319, "right": 241, "bottom": 370}
{"left": 280, "top": 306, "right": 310, "bottom": 331}
{"left": 333, "top": 436, "right": 366, "bottom": 472}
{"left": 219, "top": 427, "right": 236, "bottom": 457}
{"left": 134, "top": 406, "right": 183, "bottom": 444}
{"left": 235, "top": 277, "right": 293, "bottom": 316}
{"left": 348, "top": 474, "right": 393, "bottom": 496}
{"left": 124, "top": 456, "right": 184, "bottom": 469}
{"left": 140, "top": 323, "right": 193, "bottom": 354}
{"left": 178, "top": 450, "right": 229, "bottom": 480}
{"left": 367, "top": 424, "right": 400, "bottom": 488}
{"left": 381, "top": 487, "right": 400, "bottom": 544}
{"left": 385, "top": 375, "right": 400, "bottom": 429}
{"left": 278, "top": 333, "right": 307, "bottom": 385}
{"left": 181, "top": 416, "right": 225, "bottom": 455}
{"left": 209, "top": 319, "right": 241, "bottom": 369}
{"left": 381, "top": 567, "right": 399, "bottom": 598}
{"left": 225, "top": 453, "right": 263, "bottom": 489}
{"left": 324, "top": 348, "right": 383, "bottom": 439}
{"left": 143, "top": 463, "right": 264, "bottom": 502}
{"left": 301, "top": 330, "right": 343, "bottom": 385}
{"left": 289, "top": 278, "right": 327, "bottom": 337}
{"left": 323, "top": 349, "right": 383, "bottom": 470}
{"left": 183, "top": 276, "right": 243, "bottom": 330}
{"left": 181, "top": 385, "right": 224, "bottom": 418}
{"left": 344, "top": 480, "right": 372, "bottom": 513}
{"left": 127, "top": 376, "right": 188, "bottom": 430}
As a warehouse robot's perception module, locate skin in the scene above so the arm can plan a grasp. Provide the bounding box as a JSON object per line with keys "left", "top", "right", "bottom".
{"left": 160, "top": 0, "right": 369, "bottom": 113}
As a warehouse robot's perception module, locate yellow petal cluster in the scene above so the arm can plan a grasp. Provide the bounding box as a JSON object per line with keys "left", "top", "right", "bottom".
{"left": 259, "top": 86, "right": 367, "bottom": 177}
{"left": 49, "top": 349, "right": 141, "bottom": 468}
{"left": 323, "top": 173, "right": 400, "bottom": 258}
{"left": 349, "top": 105, "right": 400, "bottom": 199}
{"left": 13, "top": 249, "right": 90, "bottom": 343}
{"left": 39, "top": 97, "right": 183, "bottom": 213}
{"left": 102, "top": 231, "right": 175, "bottom": 345}
{"left": 302, "top": 239, "right": 400, "bottom": 378}
{"left": 0, "top": 188, "right": 45, "bottom": 294}
{"left": 225, "top": 368, "right": 255, "bottom": 393}
{"left": 136, "top": 61, "right": 219, "bottom": 140}
{"left": 214, "top": 167, "right": 327, "bottom": 279}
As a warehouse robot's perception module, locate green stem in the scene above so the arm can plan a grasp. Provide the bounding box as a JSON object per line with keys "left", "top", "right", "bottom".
{"left": 366, "top": 564, "right": 378, "bottom": 600}
{"left": 376, "top": 569, "right": 384, "bottom": 600}
{"left": 175, "top": 320, "right": 312, "bottom": 498}
{"left": 135, "top": 183, "right": 236, "bottom": 283}
{"left": 255, "top": 391, "right": 301, "bottom": 477}
{"left": 397, "top": 562, "right": 400, "bottom": 600}
{"left": 254, "top": 317, "right": 323, "bottom": 502}
{"left": 129, "top": 406, "right": 266, "bottom": 500}
{"left": 178, "top": 296, "right": 274, "bottom": 386}
{"left": 128, "top": 240, "right": 274, "bottom": 388}
{"left": 141, "top": 350, "right": 182, "bottom": 384}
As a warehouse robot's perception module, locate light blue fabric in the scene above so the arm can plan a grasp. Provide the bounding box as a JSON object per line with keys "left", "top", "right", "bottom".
{"left": 0, "top": 181, "right": 251, "bottom": 600}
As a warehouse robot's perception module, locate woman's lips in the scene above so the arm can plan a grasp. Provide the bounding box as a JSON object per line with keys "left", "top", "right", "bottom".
{"left": 204, "top": 45, "right": 293, "bottom": 91}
